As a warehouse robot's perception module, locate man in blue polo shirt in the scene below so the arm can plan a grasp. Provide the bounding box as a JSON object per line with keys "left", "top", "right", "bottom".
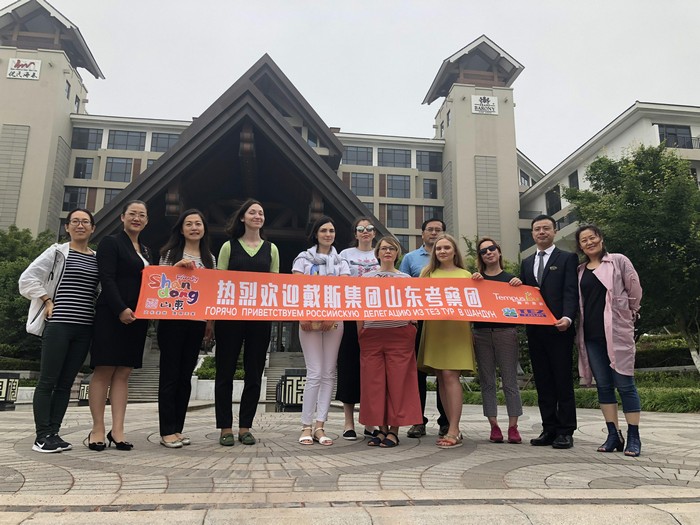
{"left": 399, "top": 218, "right": 449, "bottom": 438}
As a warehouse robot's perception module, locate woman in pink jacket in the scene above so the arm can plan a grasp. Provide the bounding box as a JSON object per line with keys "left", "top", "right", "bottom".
{"left": 575, "top": 224, "right": 643, "bottom": 457}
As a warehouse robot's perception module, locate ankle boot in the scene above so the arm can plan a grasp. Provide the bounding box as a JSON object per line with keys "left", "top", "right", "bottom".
{"left": 624, "top": 425, "right": 641, "bottom": 457}
{"left": 597, "top": 422, "right": 624, "bottom": 452}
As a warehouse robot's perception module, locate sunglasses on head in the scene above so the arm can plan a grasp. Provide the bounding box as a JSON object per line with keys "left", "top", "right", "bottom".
{"left": 478, "top": 245, "right": 499, "bottom": 255}
{"left": 355, "top": 225, "right": 375, "bottom": 233}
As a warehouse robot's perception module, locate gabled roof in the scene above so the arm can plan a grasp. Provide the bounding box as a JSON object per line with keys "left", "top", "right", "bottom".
{"left": 423, "top": 35, "right": 523, "bottom": 105}
{"left": 0, "top": 0, "right": 104, "bottom": 79}
{"left": 93, "top": 54, "right": 374, "bottom": 242}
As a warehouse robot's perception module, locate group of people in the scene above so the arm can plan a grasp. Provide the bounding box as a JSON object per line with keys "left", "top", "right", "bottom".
{"left": 19, "top": 199, "right": 643, "bottom": 457}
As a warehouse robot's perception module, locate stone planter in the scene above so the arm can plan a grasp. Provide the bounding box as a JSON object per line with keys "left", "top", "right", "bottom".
{"left": 190, "top": 377, "right": 267, "bottom": 402}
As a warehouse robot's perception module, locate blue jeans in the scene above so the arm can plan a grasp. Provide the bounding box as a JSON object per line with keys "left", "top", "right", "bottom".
{"left": 585, "top": 338, "right": 641, "bottom": 413}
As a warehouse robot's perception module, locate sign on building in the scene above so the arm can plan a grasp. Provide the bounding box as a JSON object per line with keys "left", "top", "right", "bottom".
{"left": 471, "top": 95, "right": 498, "bottom": 115}
{"left": 7, "top": 58, "right": 41, "bottom": 80}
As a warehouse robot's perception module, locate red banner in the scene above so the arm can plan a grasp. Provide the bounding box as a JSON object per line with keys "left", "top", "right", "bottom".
{"left": 136, "top": 267, "right": 555, "bottom": 325}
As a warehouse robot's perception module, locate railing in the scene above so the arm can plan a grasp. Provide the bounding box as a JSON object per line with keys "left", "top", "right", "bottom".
{"left": 666, "top": 136, "right": 700, "bottom": 149}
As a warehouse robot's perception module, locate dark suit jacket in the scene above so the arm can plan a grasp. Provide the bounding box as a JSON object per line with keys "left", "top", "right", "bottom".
{"left": 96, "top": 230, "right": 152, "bottom": 316}
{"left": 520, "top": 246, "right": 579, "bottom": 333}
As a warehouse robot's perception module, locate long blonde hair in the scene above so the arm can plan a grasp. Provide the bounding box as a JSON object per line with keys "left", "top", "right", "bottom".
{"left": 420, "top": 233, "right": 465, "bottom": 277}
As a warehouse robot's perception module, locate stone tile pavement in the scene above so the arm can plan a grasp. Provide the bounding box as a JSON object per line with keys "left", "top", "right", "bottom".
{"left": 1, "top": 401, "right": 699, "bottom": 524}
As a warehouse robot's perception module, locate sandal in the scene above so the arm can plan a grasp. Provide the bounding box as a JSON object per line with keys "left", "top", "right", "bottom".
{"left": 380, "top": 431, "right": 400, "bottom": 448}
{"left": 367, "top": 430, "right": 386, "bottom": 447}
{"left": 437, "top": 433, "right": 463, "bottom": 449}
{"left": 299, "top": 426, "right": 313, "bottom": 445}
{"left": 313, "top": 428, "right": 333, "bottom": 446}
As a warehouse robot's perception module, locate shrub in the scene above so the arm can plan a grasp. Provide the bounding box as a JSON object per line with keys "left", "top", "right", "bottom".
{"left": 0, "top": 356, "right": 40, "bottom": 371}
{"left": 194, "top": 355, "right": 244, "bottom": 380}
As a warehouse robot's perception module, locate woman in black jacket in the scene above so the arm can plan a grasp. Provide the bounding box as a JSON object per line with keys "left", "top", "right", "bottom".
{"left": 88, "top": 200, "right": 151, "bottom": 451}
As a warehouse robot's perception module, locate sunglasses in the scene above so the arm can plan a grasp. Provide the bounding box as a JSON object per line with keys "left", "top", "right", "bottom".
{"left": 355, "top": 225, "right": 375, "bottom": 233}
{"left": 478, "top": 245, "right": 499, "bottom": 255}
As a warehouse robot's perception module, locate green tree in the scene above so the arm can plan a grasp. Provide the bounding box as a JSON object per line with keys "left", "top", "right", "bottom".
{"left": 564, "top": 144, "right": 700, "bottom": 372}
{"left": 0, "top": 226, "right": 56, "bottom": 360}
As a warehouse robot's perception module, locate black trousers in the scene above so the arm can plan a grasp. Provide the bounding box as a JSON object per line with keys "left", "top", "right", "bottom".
{"left": 214, "top": 320, "right": 271, "bottom": 429}
{"left": 414, "top": 321, "right": 448, "bottom": 427}
{"left": 157, "top": 320, "right": 205, "bottom": 436}
{"left": 336, "top": 321, "right": 361, "bottom": 404}
{"left": 526, "top": 326, "right": 577, "bottom": 436}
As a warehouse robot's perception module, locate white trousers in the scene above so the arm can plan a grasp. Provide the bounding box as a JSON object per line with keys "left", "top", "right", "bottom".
{"left": 299, "top": 324, "right": 344, "bottom": 425}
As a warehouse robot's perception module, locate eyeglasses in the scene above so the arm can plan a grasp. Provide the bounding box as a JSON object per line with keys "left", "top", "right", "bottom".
{"left": 69, "top": 219, "right": 92, "bottom": 226}
{"left": 355, "top": 225, "right": 375, "bottom": 233}
{"left": 424, "top": 228, "right": 443, "bottom": 233}
{"left": 379, "top": 246, "right": 398, "bottom": 252}
{"left": 125, "top": 212, "right": 147, "bottom": 219}
{"left": 478, "top": 245, "right": 499, "bottom": 255}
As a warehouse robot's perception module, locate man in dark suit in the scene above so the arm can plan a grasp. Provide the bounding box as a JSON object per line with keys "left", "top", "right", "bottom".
{"left": 520, "top": 214, "right": 578, "bottom": 449}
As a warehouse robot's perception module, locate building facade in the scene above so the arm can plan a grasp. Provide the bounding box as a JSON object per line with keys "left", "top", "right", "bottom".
{"left": 2, "top": 0, "right": 699, "bottom": 263}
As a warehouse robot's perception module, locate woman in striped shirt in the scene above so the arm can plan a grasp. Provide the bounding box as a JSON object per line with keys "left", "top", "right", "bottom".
{"left": 19, "top": 208, "right": 100, "bottom": 454}
{"left": 358, "top": 236, "right": 422, "bottom": 448}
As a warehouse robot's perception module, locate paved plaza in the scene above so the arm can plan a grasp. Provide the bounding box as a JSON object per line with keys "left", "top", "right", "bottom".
{"left": 1, "top": 400, "right": 699, "bottom": 524}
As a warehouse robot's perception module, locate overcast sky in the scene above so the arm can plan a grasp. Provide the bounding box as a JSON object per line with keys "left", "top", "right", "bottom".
{"left": 53, "top": 0, "right": 700, "bottom": 172}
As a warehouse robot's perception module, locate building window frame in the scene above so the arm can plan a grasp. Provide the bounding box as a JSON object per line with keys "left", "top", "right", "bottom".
{"left": 62, "top": 186, "right": 87, "bottom": 211}
{"left": 71, "top": 128, "right": 103, "bottom": 150}
{"left": 423, "top": 178, "right": 438, "bottom": 199}
{"left": 423, "top": 205, "right": 443, "bottom": 222}
{"left": 387, "top": 175, "right": 410, "bottom": 198}
{"left": 378, "top": 148, "right": 411, "bottom": 168}
{"left": 73, "top": 157, "right": 94, "bottom": 179}
{"left": 657, "top": 124, "right": 692, "bottom": 149}
{"left": 105, "top": 157, "right": 133, "bottom": 183}
{"left": 343, "top": 146, "right": 373, "bottom": 166}
{"left": 386, "top": 204, "right": 409, "bottom": 228}
{"left": 150, "top": 132, "right": 180, "bottom": 152}
{"left": 103, "top": 188, "right": 122, "bottom": 206}
{"left": 351, "top": 173, "right": 374, "bottom": 197}
{"left": 416, "top": 150, "right": 442, "bottom": 172}
{"left": 107, "top": 130, "right": 146, "bottom": 151}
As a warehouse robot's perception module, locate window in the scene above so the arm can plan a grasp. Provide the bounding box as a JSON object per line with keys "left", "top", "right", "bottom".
{"left": 440, "top": 122, "right": 444, "bottom": 138}
{"left": 71, "top": 128, "right": 103, "bottom": 150}
{"left": 386, "top": 204, "right": 408, "bottom": 228}
{"left": 73, "top": 158, "right": 93, "bottom": 179}
{"left": 423, "top": 178, "right": 438, "bottom": 199}
{"left": 150, "top": 133, "right": 180, "bottom": 152}
{"left": 351, "top": 173, "right": 373, "bottom": 196}
{"left": 395, "top": 234, "right": 409, "bottom": 252}
{"left": 74, "top": 95, "right": 80, "bottom": 113}
{"left": 65, "top": 81, "right": 71, "bottom": 99}
{"left": 447, "top": 110, "right": 451, "bottom": 127}
{"left": 568, "top": 170, "right": 579, "bottom": 189}
{"left": 520, "top": 229, "right": 535, "bottom": 251}
{"left": 658, "top": 124, "right": 692, "bottom": 149}
{"left": 378, "top": 148, "right": 410, "bottom": 168}
{"left": 104, "top": 188, "right": 122, "bottom": 206}
{"left": 147, "top": 159, "right": 156, "bottom": 168}
{"left": 362, "top": 202, "right": 374, "bottom": 214}
{"left": 387, "top": 175, "right": 410, "bottom": 198}
{"left": 108, "top": 130, "right": 146, "bottom": 151}
{"left": 545, "top": 186, "right": 561, "bottom": 216}
{"left": 105, "top": 157, "right": 132, "bottom": 182}
{"left": 519, "top": 170, "right": 531, "bottom": 188}
{"left": 423, "top": 206, "right": 443, "bottom": 221}
{"left": 63, "top": 187, "right": 86, "bottom": 211}
{"left": 307, "top": 129, "right": 318, "bottom": 147}
{"left": 343, "top": 146, "right": 372, "bottom": 166}
{"left": 416, "top": 151, "right": 442, "bottom": 172}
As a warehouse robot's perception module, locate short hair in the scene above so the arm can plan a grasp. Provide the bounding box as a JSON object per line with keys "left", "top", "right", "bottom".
{"left": 421, "top": 218, "right": 447, "bottom": 232}
{"left": 373, "top": 235, "right": 402, "bottom": 261}
{"left": 531, "top": 214, "right": 556, "bottom": 230}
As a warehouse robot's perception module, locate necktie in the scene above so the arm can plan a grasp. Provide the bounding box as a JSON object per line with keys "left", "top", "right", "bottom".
{"left": 536, "top": 251, "right": 545, "bottom": 285}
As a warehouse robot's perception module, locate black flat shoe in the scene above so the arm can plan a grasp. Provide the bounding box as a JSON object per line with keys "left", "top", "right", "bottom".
{"left": 530, "top": 431, "right": 556, "bottom": 446}
{"left": 86, "top": 432, "right": 105, "bottom": 452}
{"left": 552, "top": 434, "right": 574, "bottom": 449}
{"left": 107, "top": 430, "right": 133, "bottom": 451}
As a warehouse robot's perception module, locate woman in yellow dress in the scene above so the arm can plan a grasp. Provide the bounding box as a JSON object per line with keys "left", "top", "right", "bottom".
{"left": 417, "top": 234, "right": 475, "bottom": 448}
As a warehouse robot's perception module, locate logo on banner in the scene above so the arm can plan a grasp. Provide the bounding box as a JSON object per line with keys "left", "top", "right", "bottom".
{"left": 502, "top": 308, "right": 518, "bottom": 318}
{"left": 144, "top": 272, "right": 200, "bottom": 316}
{"left": 517, "top": 308, "right": 547, "bottom": 318}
